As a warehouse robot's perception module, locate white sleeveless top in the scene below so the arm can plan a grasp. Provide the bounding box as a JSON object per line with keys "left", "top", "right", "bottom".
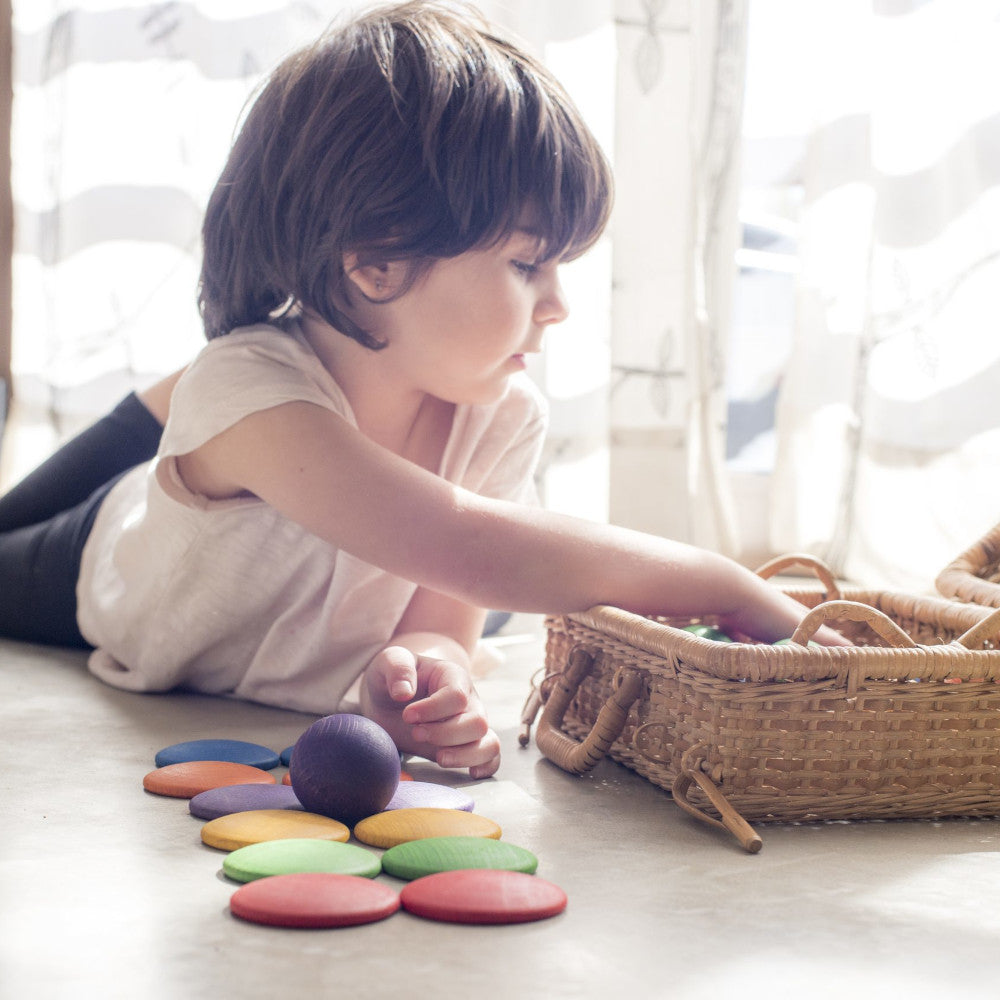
{"left": 76, "top": 323, "right": 546, "bottom": 714}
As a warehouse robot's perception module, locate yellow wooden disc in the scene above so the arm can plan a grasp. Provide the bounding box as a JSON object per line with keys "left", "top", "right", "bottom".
{"left": 201, "top": 809, "right": 350, "bottom": 851}
{"left": 353, "top": 808, "right": 502, "bottom": 849}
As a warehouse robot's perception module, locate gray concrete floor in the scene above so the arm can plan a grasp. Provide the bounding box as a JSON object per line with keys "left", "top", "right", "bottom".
{"left": 5, "top": 614, "right": 1000, "bottom": 999}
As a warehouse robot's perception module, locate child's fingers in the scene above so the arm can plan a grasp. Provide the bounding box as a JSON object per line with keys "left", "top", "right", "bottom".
{"left": 400, "top": 659, "right": 474, "bottom": 724}
{"left": 409, "top": 710, "right": 489, "bottom": 750}
{"left": 435, "top": 729, "right": 501, "bottom": 777}
{"left": 401, "top": 685, "right": 470, "bottom": 726}
{"left": 373, "top": 645, "right": 418, "bottom": 701}
{"left": 392, "top": 657, "right": 498, "bottom": 775}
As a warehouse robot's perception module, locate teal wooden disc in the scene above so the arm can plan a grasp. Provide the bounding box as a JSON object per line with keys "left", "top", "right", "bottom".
{"left": 223, "top": 838, "right": 382, "bottom": 883}
{"left": 683, "top": 624, "right": 733, "bottom": 642}
{"left": 381, "top": 836, "right": 538, "bottom": 881}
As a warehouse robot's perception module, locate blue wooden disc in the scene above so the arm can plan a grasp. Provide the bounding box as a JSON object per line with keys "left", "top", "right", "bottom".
{"left": 189, "top": 782, "right": 303, "bottom": 821}
{"left": 384, "top": 781, "right": 474, "bottom": 812}
{"left": 280, "top": 746, "right": 295, "bottom": 766}
{"left": 155, "top": 739, "right": 280, "bottom": 770}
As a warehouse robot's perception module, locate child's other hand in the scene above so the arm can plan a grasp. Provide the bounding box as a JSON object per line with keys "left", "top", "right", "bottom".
{"left": 720, "top": 591, "right": 854, "bottom": 647}
{"left": 363, "top": 645, "right": 501, "bottom": 779}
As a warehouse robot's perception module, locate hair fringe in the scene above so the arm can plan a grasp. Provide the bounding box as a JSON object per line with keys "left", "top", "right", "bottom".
{"left": 198, "top": 1, "right": 613, "bottom": 345}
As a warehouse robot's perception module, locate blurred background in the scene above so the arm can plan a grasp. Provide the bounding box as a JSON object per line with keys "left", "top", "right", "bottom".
{"left": 2, "top": 0, "right": 998, "bottom": 592}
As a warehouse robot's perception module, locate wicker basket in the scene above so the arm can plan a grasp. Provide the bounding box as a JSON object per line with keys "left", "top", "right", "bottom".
{"left": 936, "top": 522, "right": 1000, "bottom": 608}
{"left": 521, "top": 555, "right": 1000, "bottom": 852}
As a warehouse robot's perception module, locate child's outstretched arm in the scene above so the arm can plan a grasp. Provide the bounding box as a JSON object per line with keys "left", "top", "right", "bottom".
{"left": 358, "top": 588, "right": 501, "bottom": 779}
{"left": 177, "top": 400, "right": 850, "bottom": 646}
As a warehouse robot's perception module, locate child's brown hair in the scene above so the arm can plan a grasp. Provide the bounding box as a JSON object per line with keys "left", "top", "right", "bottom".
{"left": 198, "top": 0, "right": 613, "bottom": 347}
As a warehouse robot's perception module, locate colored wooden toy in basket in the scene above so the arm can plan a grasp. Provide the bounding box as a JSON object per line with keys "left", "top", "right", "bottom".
{"left": 521, "top": 554, "right": 1000, "bottom": 853}
{"left": 936, "top": 521, "right": 1000, "bottom": 608}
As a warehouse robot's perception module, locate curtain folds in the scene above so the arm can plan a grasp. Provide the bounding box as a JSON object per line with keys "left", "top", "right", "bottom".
{"left": 768, "top": 0, "right": 1000, "bottom": 590}
{"left": 607, "top": 0, "right": 744, "bottom": 550}
{"left": 6, "top": 1, "right": 344, "bottom": 485}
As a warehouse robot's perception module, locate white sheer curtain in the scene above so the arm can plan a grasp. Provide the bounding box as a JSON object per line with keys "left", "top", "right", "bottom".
{"left": 605, "top": 0, "right": 745, "bottom": 549}
{"left": 6, "top": 0, "right": 740, "bottom": 553}
{"left": 761, "top": 0, "right": 1000, "bottom": 591}
{"left": 5, "top": 1, "right": 349, "bottom": 486}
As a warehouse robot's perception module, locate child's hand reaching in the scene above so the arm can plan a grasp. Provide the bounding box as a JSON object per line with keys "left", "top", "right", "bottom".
{"left": 361, "top": 645, "right": 501, "bottom": 780}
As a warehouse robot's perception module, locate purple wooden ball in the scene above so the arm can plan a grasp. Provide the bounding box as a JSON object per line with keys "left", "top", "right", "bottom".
{"left": 289, "top": 714, "right": 401, "bottom": 825}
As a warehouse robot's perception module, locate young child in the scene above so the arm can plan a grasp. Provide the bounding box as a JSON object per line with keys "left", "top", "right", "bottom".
{"left": 0, "top": 1, "right": 845, "bottom": 779}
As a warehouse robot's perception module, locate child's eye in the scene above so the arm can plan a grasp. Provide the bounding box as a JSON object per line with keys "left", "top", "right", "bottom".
{"left": 512, "top": 260, "right": 539, "bottom": 277}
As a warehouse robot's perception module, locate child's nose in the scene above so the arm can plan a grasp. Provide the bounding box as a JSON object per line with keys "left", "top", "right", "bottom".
{"left": 535, "top": 273, "right": 569, "bottom": 326}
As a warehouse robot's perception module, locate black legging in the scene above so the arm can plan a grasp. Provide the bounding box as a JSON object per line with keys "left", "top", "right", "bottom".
{"left": 0, "top": 392, "right": 163, "bottom": 647}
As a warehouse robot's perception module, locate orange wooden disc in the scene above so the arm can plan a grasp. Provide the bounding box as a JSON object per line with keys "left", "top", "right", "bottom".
{"left": 399, "top": 771, "right": 414, "bottom": 782}
{"left": 353, "top": 808, "right": 502, "bottom": 849}
{"left": 282, "top": 772, "right": 292, "bottom": 786}
{"left": 143, "top": 761, "right": 276, "bottom": 799}
{"left": 201, "top": 809, "right": 351, "bottom": 851}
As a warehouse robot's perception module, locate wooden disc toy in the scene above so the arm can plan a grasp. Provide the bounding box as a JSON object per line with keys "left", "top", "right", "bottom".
{"left": 154, "top": 738, "right": 279, "bottom": 770}
{"left": 381, "top": 836, "right": 537, "bottom": 881}
{"left": 230, "top": 873, "right": 400, "bottom": 928}
{"left": 189, "top": 782, "right": 302, "bottom": 821}
{"left": 201, "top": 809, "right": 350, "bottom": 851}
{"left": 143, "top": 761, "right": 275, "bottom": 799}
{"left": 682, "top": 624, "right": 733, "bottom": 643}
{"left": 400, "top": 869, "right": 567, "bottom": 924}
{"left": 384, "top": 781, "right": 474, "bottom": 812}
{"left": 353, "top": 808, "right": 502, "bottom": 849}
{"left": 223, "top": 838, "right": 381, "bottom": 883}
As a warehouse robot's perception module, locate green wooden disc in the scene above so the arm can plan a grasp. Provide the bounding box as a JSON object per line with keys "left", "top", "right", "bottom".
{"left": 683, "top": 624, "right": 733, "bottom": 642}
{"left": 223, "top": 838, "right": 382, "bottom": 883}
{"left": 381, "top": 836, "right": 538, "bottom": 881}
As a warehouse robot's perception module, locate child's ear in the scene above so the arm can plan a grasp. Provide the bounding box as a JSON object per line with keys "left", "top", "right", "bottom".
{"left": 342, "top": 254, "right": 403, "bottom": 301}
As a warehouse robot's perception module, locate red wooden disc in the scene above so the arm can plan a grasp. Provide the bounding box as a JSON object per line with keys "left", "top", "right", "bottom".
{"left": 399, "top": 869, "right": 567, "bottom": 924}
{"left": 230, "top": 873, "right": 400, "bottom": 928}
{"left": 142, "top": 761, "right": 276, "bottom": 799}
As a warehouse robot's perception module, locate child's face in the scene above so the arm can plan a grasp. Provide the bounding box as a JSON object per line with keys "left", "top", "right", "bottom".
{"left": 375, "top": 229, "right": 569, "bottom": 406}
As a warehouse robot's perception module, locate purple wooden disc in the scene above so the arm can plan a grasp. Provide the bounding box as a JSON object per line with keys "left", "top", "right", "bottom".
{"left": 384, "top": 781, "right": 474, "bottom": 812}
{"left": 189, "top": 782, "right": 303, "bottom": 821}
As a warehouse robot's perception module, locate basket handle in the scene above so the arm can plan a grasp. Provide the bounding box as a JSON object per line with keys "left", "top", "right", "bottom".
{"left": 754, "top": 552, "right": 841, "bottom": 601}
{"left": 789, "top": 600, "right": 917, "bottom": 647}
{"left": 953, "top": 605, "right": 1000, "bottom": 649}
{"left": 671, "top": 746, "right": 763, "bottom": 854}
{"left": 518, "top": 667, "right": 549, "bottom": 748}
{"left": 534, "top": 646, "right": 644, "bottom": 776}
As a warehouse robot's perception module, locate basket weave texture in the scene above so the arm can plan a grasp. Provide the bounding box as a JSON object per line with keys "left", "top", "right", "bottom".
{"left": 533, "top": 586, "right": 1000, "bottom": 848}
{"left": 936, "top": 522, "right": 1000, "bottom": 608}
